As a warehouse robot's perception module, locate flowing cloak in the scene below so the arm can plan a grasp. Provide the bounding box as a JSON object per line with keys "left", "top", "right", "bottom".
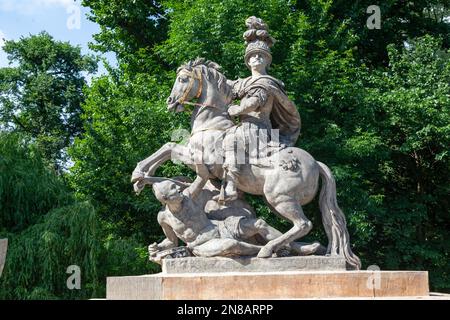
{"left": 232, "top": 75, "right": 301, "bottom": 146}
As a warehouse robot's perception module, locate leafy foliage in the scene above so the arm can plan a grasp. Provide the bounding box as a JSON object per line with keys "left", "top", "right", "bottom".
{"left": 0, "top": 133, "right": 72, "bottom": 232}
{"left": 0, "top": 202, "right": 101, "bottom": 299}
{"left": 363, "top": 36, "right": 450, "bottom": 290}
{"left": 0, "top": 133, "right": 157, "bottom": 299}
{"left": 82, "top": 0, "right": 169, "bottom": 73}
{"left": 0, "top": 133, "right": 100, "bottom": 299}
{"left": 0, "top": 32, "right": 97, "bottom": 171}
{"left": 324, "top": 0, "right": 450, "bottom": 66}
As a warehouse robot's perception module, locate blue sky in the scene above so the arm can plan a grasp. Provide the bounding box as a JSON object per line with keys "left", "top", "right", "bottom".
{"left": 0, "top": 0, "right": 116, "bottom": 75}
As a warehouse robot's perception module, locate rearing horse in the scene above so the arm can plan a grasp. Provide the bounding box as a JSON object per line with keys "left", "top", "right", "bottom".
{"left": 132, "top": 58, "right": 361, "bottom": 269}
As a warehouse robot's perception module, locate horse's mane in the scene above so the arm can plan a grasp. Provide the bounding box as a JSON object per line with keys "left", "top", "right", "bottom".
{"left": 177, "top": 57, "right": 231, "bottom": 98}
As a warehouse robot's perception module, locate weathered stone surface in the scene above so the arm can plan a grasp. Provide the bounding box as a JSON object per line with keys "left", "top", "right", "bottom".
{"left": 106, "top": 270, "right": 429, "bottom": 300}
{"left": 0, "top": 238, "right": 7, "bottom": 278}
{"left": 161, "top": 256, "right": 346, "bottom": 274}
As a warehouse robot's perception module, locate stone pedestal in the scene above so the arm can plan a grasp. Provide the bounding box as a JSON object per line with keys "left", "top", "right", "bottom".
{"left": 106, "top": 257, "right": 429, "bottom": 299}
{"left": 0, "top": 239, "right": 7, "bottom": 278}
{"left": 107, "top": 270, "right": 429, "bottom": 300}
{"left": 162, "top": 256, "right": 347, "bottom": 273}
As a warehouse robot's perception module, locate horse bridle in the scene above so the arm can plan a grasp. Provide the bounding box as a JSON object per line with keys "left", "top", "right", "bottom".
{"left": 177, "top": 68, "right": 203, "bottom": 106}
{"left": 175, "top": 66, "right": 230, "bottom": 114}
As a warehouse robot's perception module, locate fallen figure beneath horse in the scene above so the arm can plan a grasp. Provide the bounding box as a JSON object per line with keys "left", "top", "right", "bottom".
{"left": 140, "top": 165, "right": 325, "bottom": 262}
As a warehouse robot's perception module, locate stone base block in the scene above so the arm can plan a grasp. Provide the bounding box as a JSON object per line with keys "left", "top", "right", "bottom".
{"left": 106, "top": 270, "right": 429, "bottom": 300}
{"left": 162, "top": 256, "right": 347, "bottom": 274}
{"left": 0, "top": 239, "right": 7, "bottom": 278}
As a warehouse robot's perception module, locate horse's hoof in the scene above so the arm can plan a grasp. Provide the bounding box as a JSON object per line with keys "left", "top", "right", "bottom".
{"left": 257, "top": 246, "right": 273, "bottom": 258}
{"left": 131, "top": 170, "right": 145, "bottom": 183}
{"left": 133, "top": 181, "right": 145, "bottom": 194}
{"left": 275, "top": 247, "right": 291, "bottom": 257}
{"left": 312, "top": 242, "right": 327, "bottom": 255}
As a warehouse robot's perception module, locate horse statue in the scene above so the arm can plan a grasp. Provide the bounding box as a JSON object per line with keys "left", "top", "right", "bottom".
{"left": 131, "top": 58, "right": 361, "bottom": 270}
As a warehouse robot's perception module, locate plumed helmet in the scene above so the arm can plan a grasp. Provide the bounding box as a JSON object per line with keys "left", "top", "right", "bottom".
{"left": 243, "top": 16, "right": 276, "bottom": 68}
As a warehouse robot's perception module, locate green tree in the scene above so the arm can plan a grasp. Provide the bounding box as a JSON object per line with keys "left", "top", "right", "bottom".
{"left": 0, "top": 32, "right": 97, "bottom": 171}
{"left": 82, "top": 0, "right": 169, "bottom": 74}
{"left": 0, "top": 133, "right": 71, "bottom": 233}
{"left": 324, "top": 0, "right": 450, "bottom": 66}
{"left": 0, "top": 132, "right": 156, "bottom": 299}
{"left": 364, "top": 36, "right": 450, "bottom": 291}
{"left": 0, "top": 133, "right": 101, "bottom": 299}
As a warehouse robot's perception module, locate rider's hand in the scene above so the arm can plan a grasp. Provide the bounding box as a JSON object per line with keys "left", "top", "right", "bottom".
{"left": 228, "top": 104, "right": 241, "bottom": 117}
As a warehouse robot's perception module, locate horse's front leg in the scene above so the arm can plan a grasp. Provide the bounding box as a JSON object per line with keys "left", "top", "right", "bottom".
{"left": 131, "top": 142, "right": 193, "bottom": 183}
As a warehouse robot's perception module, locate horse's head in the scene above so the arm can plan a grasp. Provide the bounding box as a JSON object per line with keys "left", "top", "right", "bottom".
{"left": 166, "top": 58, "right": 231, "bottom": 113}
{"left": 166, "top": 61, "right": 203, "bottom": 113}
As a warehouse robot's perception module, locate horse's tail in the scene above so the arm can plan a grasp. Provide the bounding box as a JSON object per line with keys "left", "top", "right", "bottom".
{"left": 317, "top": 161, "right": 361, "bottom": 270}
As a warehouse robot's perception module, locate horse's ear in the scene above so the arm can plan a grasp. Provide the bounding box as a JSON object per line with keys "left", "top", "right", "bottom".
{"left": 207, "top": 61, "right": 221, "bottom": 70}
{"left": 202, "top": 60, "right": 221, "bottom": 71}
{"left": 193, "top": 57, "right": 205, "bottom": 67}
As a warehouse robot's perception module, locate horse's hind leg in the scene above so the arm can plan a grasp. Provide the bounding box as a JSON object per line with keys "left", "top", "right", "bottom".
{"left": 257, "top": 199, "right": 312, "bottom": 258}
{"left": 241, "top": 218, "right": 325, "bottom": 256}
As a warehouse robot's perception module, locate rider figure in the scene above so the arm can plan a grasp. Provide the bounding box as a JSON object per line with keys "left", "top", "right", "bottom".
{"left": 222, "top": 16, "right": 301, "bottom": 201}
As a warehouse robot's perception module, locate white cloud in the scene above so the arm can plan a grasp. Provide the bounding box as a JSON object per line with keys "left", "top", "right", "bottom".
{"left": 0, "top": 0, "right": 80, "bottom": 15}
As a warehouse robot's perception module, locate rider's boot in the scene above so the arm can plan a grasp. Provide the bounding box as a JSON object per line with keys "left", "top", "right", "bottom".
{"left": 223, "top": 165, "right": 239, "bottom": 202}
{"left": 212, "top": 167, "right": 238, "bottom": 203}
{"left": 218, "top": 135, "right": 239, "bottom": 202}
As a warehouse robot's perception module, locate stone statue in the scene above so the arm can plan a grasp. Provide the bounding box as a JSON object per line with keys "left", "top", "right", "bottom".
{"left": 132, "top": 17, "right": 361, "bottom": 270}
{"left": 0, "top": 239, "right": 7, "bottom": 278}
{"left": 142, "top": 164, "right": 324, "bottom": 262}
